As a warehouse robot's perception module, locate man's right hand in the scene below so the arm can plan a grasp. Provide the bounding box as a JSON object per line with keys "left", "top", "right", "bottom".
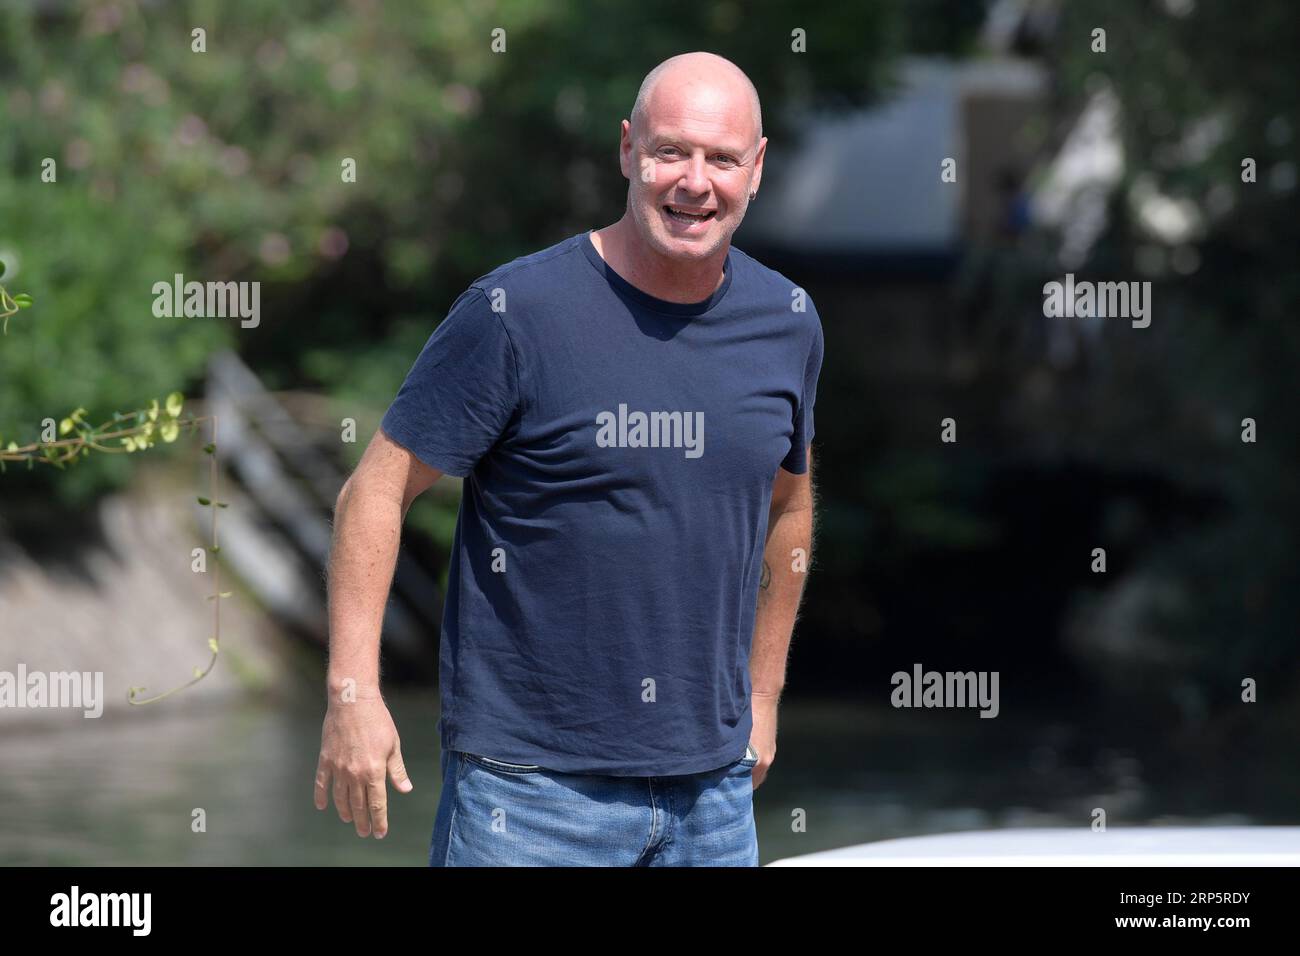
{"left": 314, "top": 694, "right": 413, "bottom": 839}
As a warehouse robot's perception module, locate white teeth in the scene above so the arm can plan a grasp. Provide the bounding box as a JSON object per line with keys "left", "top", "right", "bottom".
{"left": 666, "top": 206, "right": 712, "bottom": 222}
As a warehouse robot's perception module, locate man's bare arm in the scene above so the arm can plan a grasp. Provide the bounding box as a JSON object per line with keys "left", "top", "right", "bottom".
{"left": 748, "top": 444, "right": 816, "bottom": 786}
{"left": 325, "top": 427, "right": 440, "bottom": 697}
{"left": 313, "top": 426, "right": 442, "bottom": 839}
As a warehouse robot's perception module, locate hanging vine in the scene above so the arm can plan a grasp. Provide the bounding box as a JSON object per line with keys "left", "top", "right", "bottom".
{"left": 1, "top": 278, "right": 228, "bottom": 704}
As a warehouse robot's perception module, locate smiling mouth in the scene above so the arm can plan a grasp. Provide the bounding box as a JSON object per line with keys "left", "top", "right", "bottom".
{"left": 663, "top": 204, "right": 717, "bottom": 224}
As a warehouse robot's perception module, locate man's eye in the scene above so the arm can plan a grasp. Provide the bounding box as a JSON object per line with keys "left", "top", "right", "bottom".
{"left": 658, "top": 147, "right": 681, "bottom": 157}
{"left": 714, "top": 155, "right": 737, "bottom": 165}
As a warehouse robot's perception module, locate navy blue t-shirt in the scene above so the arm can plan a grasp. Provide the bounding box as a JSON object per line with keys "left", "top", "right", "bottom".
{"left": 380, "top": 230, "right": 823, "bottom": 776}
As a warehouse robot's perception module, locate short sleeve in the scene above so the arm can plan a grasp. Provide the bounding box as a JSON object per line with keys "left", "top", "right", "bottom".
{"left": 779, "top": 310, "right": 824, "bottom": 475}
{"left": 380, "top": 287, "right": 520, "bottom": 478}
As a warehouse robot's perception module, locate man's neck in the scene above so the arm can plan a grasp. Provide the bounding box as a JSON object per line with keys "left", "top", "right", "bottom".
{"left": 591, "top": 217, "right": 727, "bottom": 304}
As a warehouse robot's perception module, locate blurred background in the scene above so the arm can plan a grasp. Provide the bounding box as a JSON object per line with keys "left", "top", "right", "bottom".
{"left": 0, "top": 0, "right": 1296, "bottom": 864}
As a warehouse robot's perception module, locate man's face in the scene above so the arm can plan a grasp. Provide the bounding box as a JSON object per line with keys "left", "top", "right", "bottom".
{"left": 621, "top": 83, "right": 765, "bottom": 264}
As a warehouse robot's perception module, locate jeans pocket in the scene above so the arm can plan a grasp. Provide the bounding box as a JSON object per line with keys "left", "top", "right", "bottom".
{"left": 462, "top": 752, "right": 544, "bottom": 774}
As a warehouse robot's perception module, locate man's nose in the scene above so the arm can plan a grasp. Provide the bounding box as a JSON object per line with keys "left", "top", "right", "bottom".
{"left": 677, "top": 151, "right": 710, "bottom": 194}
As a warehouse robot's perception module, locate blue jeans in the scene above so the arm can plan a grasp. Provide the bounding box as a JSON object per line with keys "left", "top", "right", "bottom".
{"left": 429, "top": 745, "right": 760, "bottom": 866}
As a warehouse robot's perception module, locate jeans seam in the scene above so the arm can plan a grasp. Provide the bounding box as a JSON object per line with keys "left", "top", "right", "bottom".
{"left": 443, "top": 753, "right": 464, "bottom": 866}
{"left": 635, "top": 778, "right": 659, "bottom": 865}
{"left": 660, "top": 777, "right": 676, "bottom": 855}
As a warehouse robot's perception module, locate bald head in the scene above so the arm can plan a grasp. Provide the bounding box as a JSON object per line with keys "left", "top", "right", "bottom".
{"left": 610, "top": 50, "right": 767, "bottom": 272}
{"left": 630, "top": 52, "right": 762, "bottom": 148}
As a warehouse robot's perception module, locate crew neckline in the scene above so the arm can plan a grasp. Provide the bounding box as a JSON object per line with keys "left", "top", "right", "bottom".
{"left": 580, "top": 230, "right": 734, "bottom": 316}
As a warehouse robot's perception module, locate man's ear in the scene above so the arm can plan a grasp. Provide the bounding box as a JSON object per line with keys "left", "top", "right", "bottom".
{"left": 618, "top": 119, "right": 633, "bottom": 181}
{"left": 751, "top": 135, "right": 768, "bottom": 194}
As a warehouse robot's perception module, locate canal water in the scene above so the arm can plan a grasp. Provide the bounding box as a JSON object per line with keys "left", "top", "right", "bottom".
{"left": 0, "top": 689, "right": 1273, "bottom": 865}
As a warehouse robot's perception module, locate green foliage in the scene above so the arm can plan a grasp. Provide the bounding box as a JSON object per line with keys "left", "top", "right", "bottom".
{"left": 0, "top": 390, "right": 191, "bottom": 473}
{"left": 1, "top": 0, "right": 916, "bottom": 437}
{"left": 0, "top": 387, "right": 227, "bottom": 704}
{"left": 0, "top": 178, "right": 226, "bottom": 501}
{"left": 1045, "top": 1, "right": 1300, "bottom": 692}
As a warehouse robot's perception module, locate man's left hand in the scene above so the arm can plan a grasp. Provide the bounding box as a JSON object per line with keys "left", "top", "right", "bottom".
{"left": 749, "top": 692, "right": 779, "bottom": 789}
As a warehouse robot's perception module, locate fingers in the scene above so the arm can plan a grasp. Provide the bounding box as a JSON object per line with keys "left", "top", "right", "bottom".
{"left": 365, "top": 744, "right": 414, "bottom": 839}
{"left": 314, "top": 726, "right": 413, "bottom": 839}
{"left": 323, "top": 764, "right": 387, "bottom": 839}
{"left": 349, "top": 780, "right": 371, "bottom": 837}
{"left": 313, "top": 756, "right": 331, "bottom": 811}
{"left": 388, "top": 745, "right": 414, "bottom": 794}
{"left": 367, "top": 779, "right": 389, "bottom": 839}
{"left": 334, "top": 776, "right": 353, "bottom": 823}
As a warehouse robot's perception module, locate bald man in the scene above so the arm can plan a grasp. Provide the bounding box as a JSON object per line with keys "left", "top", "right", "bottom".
{"left": 316, "top": 51, "right": 823, "bottom": 867}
